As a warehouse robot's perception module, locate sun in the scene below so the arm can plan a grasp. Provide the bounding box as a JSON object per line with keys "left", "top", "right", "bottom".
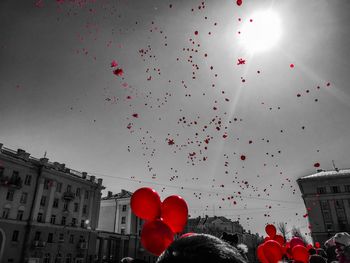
{"left": 239, "top": 10, "right": 282, "bottom": 53}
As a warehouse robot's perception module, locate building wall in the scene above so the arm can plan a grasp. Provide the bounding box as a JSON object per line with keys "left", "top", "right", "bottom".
{"left": 0, "top": 144, "right": 104, "bottom": 263}
{"left": 298, "top": 173, "right": 350, "bottom": 244}
{"left": 98, "top": 199, "right": 116, "bottom": 232}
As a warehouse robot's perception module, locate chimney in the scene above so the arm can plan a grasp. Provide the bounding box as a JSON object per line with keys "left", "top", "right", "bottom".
{"left": 40, "top": 157, "right": 49, "bottom": 164}
{"left": 17, "top": 149, "right": 30, "bottom": 160}
{"left": 97, "top": 178, "right": 103, "bottom": 185}
{"left": 107, "top": 191, "right": 113, "bottom": 198}
{"left": 82, "top": 172, "right": 87, "bottom": 179}
{"left": 59, "top": 163, "right": 66, "bottom": 171}
{"left": 0, "top": 143, "right": 3, "bottom": 150}
{"left": 90, "top": 175, "right": 96, "bottom": 183}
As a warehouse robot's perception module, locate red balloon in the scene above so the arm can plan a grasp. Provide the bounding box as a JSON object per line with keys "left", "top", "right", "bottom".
{"left": 263, "top": 240, "right": 283, "bottom": 263}
{"left": 274, "top": 234, "right": 285, "bottom": 246}
{"left": 264, "top": 236, "right": 271, "bottom": 242}
{"left": 315, "top": 242, "right": 320, "bottom": 248}
{"left": 292, "top": 245, "right": 309, "bottom": 263}
{"left": 131, "top": 187, "right": 161, "bottom": 220}
{"left": 141, "top": 219, "right": 174, "bottom": 256}
{"left": 290, "top": 237, "right": 305, "bottom": 249}
{"left": 257, "top": 244, "right": 269, "bottom": 263}
{"left": 236, "top": 0, "right": 242, "bottom": 6}
{"left": 265, "top": 224, "right": 277, "bottom": 238}
{"left": 161, "top": 195, "right": 188, "bottom": 233}
{"left": 306, "top": 244, "right": 314, "bottom": 250}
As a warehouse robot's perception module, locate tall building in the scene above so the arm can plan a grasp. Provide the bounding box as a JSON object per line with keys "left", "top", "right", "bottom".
{"left": 297, "top": 169, "right": 350, "bottom": 244}
{"left": 0, "top": 143, "right": 104, "bottom": 263}
{"left": 97, "top": 190, "right": 157, "bottom": 263}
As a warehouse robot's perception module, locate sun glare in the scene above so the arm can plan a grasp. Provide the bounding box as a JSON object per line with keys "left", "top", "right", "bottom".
{"left": 239, "top": 10, "right": 282, "bottom": 53}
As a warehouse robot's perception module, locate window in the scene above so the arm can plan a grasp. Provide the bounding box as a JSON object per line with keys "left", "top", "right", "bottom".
{"left": 43, "top": 253, "right": 50, "bottom": 263}
{"left": 63, "top": 200, "right": 69, "bottom": 211}
{"left": 76, "top": 188, "right": 80, "bottom": 197}
{"left": 20, "top": 192, "right": 28, "bottom": 204}
{"left": 6, "top": 190, "right": 14, "bottom": 201}
{"left": 121, "top": 216, "right": 126, "bottom": 224}
{"left": 317, "top": 187, "right": 326, "bottom": 194}
{"left": 44, "top": 179, "right": 50, "bottom": 190}
{"left": 17, "top": 210, "right": 24, "bottom": 220}
{"left": 59, "top": 233, "right": 64, "bottom": 242}
{"left": 121, "top": 228, "right": 125, "bottom": 235}
{"left": 34, "top": 231, "right": 41, "bottom": 241}
{"left": 66, "top": 185, "right": 71, "bottom": 192}
{"left": 332, "top": 186, "right": 340, "bottom": 193}
{"left": 122, "top": 205, "right": 127, "bottom": 212}
{"left": 69, "top": 234, "right": 74, "bottom": 243}
{"left": 50, "top": 215, "right": 56, "bottom": 224}
{"left": 40, "top": 196, "right": 46, "bottom": 206}
{"left": 345, "top": 185, "right": 350, "bottom": 192}
{"left": 74, "top": 203, "right": 79, "bottom": 212}
{"left": 320, "top": 200, "right": 330, "bottom": 210}
{"left": 72, "top": 218, "right": 77, "bottom": 226}
{"left": 37, "top": 212, "right": 43, "bottom": 222}
{"left": 47, "top": 233, "right": 54, "bottom": 243}
{"left": 2, "top": 208, "right": 10, "bottom": 219}
{"left": 53, "top": 198, "right": 59, "bottom": 208}
{"left": 24, "top": 174, "right": 31, "bottom": 185}
{"left": 12, "top": 230, "right": 19, "bottom": 242}
{"left": 323, "top": 210, "right": 333, "bottom": 223}
{"left": 56, "top": 183, "right": 62, "bottom": 193}
{"left": 55, "top": 253, "right": 62, "bottom": 263}
{"left": 65, "top": 253, "right": 72, "bottom": 263}
{"left": 81, "top": 220, "right": 85, "bottom": 228}
{"left": 83, "top": 205, "right": 88, "bottom": 215}
{"left": 0, "top": 167, "right": 4, "bottom": 177}
{"left": 85, "top": 190, "right": 89, "bottom": 200}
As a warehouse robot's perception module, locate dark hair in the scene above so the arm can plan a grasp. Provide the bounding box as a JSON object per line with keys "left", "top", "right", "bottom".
{"left": 221, "top": 232, "right": 239, "bottom": 246}
{"left": 157, "top": 234, "right": 247, "bottom": 263}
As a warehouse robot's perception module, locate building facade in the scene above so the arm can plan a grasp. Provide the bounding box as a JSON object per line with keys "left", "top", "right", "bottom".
{"left": 297, "top": 169, "right": 350, "bottom": 244}
{"left": 97, "top": 190, "right": 157, "bottom": 263}
{"left": 0, "top": 143, "right": 104, "bottom": 263}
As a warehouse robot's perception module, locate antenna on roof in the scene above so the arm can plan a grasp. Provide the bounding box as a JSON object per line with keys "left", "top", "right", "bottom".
{"left": 44, "top": 151, "right": 47, "bottom": 158}
{"left": 332, "top": 160, "right": 339, "bottom": 172}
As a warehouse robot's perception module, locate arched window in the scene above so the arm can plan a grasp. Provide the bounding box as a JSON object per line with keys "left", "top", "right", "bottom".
{"left": 55, "top": 253, "right": 62, "bottom": 263}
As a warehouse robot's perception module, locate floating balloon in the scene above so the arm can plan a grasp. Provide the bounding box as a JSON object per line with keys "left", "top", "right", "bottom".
{"left": 131, "top": 187, "right": 161, "bottom": 220}
{"left": 161, "top": 195, "right": 188, "bottom": 233}
{"left": 315, "top": 242, "right": 320, "bottom": 248}
{"left": 274, "top": 234, "right": 285, "bottom": 246}
{"left": 257, "top": 244, "right": 269, "bottom": 263}
{"left": 141, "top": 219, "right": 174, "bottom": 256}
{"left": 265, "top": 224, "right": 277, "bottom": 238}
{"left": 263, "top": 240, "right": 283, "bottom": 263}
{"left": 292, "top": 245, "right": 309, "bottom": 263}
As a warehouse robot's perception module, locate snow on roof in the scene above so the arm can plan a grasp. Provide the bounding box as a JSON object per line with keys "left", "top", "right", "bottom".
{"left": 299, "top": 169, "right": 350, "bottom": 181}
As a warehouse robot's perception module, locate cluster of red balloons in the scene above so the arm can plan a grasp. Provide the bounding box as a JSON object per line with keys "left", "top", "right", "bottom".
{"left": 257, "top": 224, "right": 316, "bottom": 263}
{"left": 131, "top": 187, "right": 188, "bottom": 256}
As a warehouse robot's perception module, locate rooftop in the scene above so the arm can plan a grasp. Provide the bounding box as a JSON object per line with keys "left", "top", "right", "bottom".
{"left": 0, "top": 143, "right": 104, "bottom": 187}
{"left": 298, "top": 169, "right": 350, "bottom": 181}
{"left": 102, "top": 189, "right": 133, "bottom": 200}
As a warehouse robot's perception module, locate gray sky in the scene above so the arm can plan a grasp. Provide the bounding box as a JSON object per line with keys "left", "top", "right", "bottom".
{"left": 1, "top": 0, "right": 350, "bottom": 237}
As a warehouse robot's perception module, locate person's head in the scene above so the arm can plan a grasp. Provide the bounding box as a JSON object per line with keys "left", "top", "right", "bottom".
{"left": 157, "top": 234, "right": 247, "bottom": 263}
{"left": 221, "top": 232, "right": 239, "bottom": 247}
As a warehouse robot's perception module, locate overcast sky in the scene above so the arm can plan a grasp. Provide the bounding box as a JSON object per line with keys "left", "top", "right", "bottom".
{"left": 1, "top": 0, "right": 350, "bottom": 237}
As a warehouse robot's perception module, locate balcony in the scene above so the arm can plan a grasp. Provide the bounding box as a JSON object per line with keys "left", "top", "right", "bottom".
{"left": 77, "top": 242, "right": 88, "bottom": 250}
{"left": 63, "top": 191, "right": 75, "bottom": 201}
{"left": 0, "top": 176, "right": 22, "bottom": 189}
{"left": 33, "top": 240, "right": 46, "bottom": 248}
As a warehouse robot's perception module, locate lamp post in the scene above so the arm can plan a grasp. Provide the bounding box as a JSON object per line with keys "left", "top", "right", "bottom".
{"left": 85, "top": 219, "right": 92, "bottom": 263}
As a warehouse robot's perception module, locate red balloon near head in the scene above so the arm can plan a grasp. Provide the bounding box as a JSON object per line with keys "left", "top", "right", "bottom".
{"left": 141, "top": 219, "right": 174, "bottom": 256}
{"left": 290, "top": 237, "right": 305, "bottom": 249}
{"left": 292, "top": 245, "right": 309, "bottom": 263}
{"left": 131, "top": 187, "right": 161, "bottom": 220}
{"left": 315, "top": 242, "right": 320, "bottom": 248}
{"left": 257, "top": 244, "right": 269, "bottom": 263}
{"left": 161, "top": 195, "right": 188, "bottom": 233}
{"left": 265, "top": 224, "right": 277, "bottom": 238}
{"left": 236, "top": 0, "right": 242, "bottom": 6}
{"left": 263, "top": 240, "right": 283, "bottom": 263}
{"left": 274, "top": 234, "right": 285, "bottom": 246}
